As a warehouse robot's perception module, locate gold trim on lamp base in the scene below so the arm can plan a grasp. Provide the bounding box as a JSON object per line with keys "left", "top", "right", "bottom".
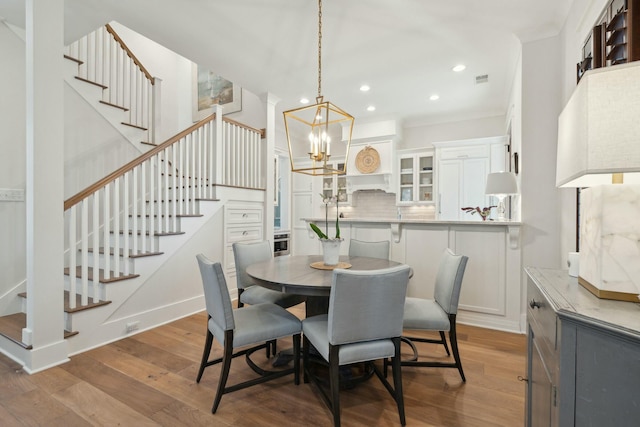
{"left": 578, "top": 276, "right": 640, "bottom": 302}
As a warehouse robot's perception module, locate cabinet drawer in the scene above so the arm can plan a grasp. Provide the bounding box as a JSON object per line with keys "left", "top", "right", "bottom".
{"left": 227, "top": 226, "right": 263, "bottom": 243}
{"left": 439, "top": 145, "right": 488, "bottom": 160}
{"left": 527, "top": 281, "right": 557, "bottom": 355}
{"left": 226, "top": 208, "right": 262, "bottom": 224}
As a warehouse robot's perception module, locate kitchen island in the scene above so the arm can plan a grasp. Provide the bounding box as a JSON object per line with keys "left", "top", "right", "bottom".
{"left": 297, "top": 218, "right": 524, "bottom": 333}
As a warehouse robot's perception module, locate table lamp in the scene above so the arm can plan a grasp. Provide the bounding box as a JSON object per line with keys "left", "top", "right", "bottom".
{"left": 485, "top": 172, "right": 517, "bottom": 221}
{"left": 556, "top": 61, "right": 640, "bottom": 302}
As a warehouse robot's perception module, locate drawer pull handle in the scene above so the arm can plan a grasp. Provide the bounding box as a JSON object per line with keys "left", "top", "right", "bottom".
{"left": 529, "top": 299, "right": 541, "bottom": 309}
{"left": 517, "top": 376, "right": 528, "bottom": 383}
{"left": 242, "top": 231, "right": 248, "bottom": 236}
{"left": 242, "top": 213, "right": 248, "bottom": 218}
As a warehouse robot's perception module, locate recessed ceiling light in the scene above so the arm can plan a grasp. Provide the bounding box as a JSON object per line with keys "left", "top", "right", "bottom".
{"left": 429, "top": 94, "right": 440, "bottom": 101}
{"left": 367, "top": 105, "right": 376, "bottom": 112}
{"left": 360, "top": 85, "right": 370, "bottom": 92}
{"left": 300, "top": 98, "right": 309, "bottom": 104}
{"left": 452, "top": 64, "right": 466, "bottom": 72}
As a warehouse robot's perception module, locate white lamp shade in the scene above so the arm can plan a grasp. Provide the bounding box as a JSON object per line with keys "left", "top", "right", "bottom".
{"left": 556, "top": 62, "right": 640, "bottom": 188}
{"left": 485, "top": 172, "right": 517, "bottom": 195}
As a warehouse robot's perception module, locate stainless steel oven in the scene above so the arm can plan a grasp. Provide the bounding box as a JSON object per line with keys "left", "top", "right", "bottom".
{"left": 273, "top": 232, "right": 290, "bottom": 257}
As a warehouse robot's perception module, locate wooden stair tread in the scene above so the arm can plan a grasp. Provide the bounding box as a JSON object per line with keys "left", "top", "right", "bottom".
{"left": 0, "top": 312, "right": 78, "bottom": 348}
{"left": 99, "top": 100, "right": 129, "bottom": 111}
{"left": 63, "top": 54, "right": 83, "bottom": 65}
{"left": 86, "top": 248, "right": 164, "bottom": 259}
{"left": 74, "top": 76, "right": 108, "bottom": 89}
{"left": 145, "top": 198, "right": 219, "bottom": 203}
{"left": 121, "top": 122, "right": 147, "bottom": 131}
{"left": 0, "top": 313, "right": 31, "bottom": 349}
{"left": 128, "top": 214, "right": 203, "bottom": 218}
{"left": 64, "top": 266, "right": 139, "bottom": 283}
{"left": 19, "top": 292, "right": 111, "bottom": 314}
{"left": 112, "top": 230, "right": 185, "bottom": 237}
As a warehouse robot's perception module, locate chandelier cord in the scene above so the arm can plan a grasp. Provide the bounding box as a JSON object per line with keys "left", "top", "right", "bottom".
{"left": 317, "top": 0, "right": 322, "bottom": 98}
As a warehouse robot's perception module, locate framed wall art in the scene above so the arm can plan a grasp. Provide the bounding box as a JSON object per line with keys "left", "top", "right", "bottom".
{"left": 191, "top": 63, "right": 242, "bottom": 122}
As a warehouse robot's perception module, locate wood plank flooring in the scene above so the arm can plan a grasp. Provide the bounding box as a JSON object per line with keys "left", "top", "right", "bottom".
{"left": 0, "top": 305, "right": 526, "bottom": 426}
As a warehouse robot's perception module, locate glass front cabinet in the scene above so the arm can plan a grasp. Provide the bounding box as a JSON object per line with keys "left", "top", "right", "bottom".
{"left": 397, "top": 149, "right": 434, "bottom": 205}
{"left": 321, "top": 161, "right": 349, "bottom": 204}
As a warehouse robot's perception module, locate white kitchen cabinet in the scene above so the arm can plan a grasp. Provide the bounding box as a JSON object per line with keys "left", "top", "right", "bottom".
{"left": 434, "top": 136, "right": 508, "bottom": 221}
{"left": 224, "top": 202, "right": 264, "bottom": 289}
{"left": 397, "top": 149, "right": 434, "bottom": 205}
{"left": 291, "top": 159, "right": 349, "bottom": 256}
{"left": 321, "top": 160, "right": 349, "bottom": 204}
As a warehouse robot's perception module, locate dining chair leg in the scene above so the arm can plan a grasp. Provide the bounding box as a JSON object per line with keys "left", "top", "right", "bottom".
{"left": 329, "top": 345, "right": 341, "bottom": 427}
{"left": 212, "top": 334, "right": 234, "bottom": 413}
{"left": 293, "top": 334, "right": 301, "bottom": 385}
{"left": 392, "top": 337, "right": 406, "bottom": 426}
{"left": 439, "top": 330, "right": 451, "bottom": 356}
{"left": 265, "top": 340, "right": 277, "bottom": 359}
{"left": 302, "top": 336, "right": 310, "bottom": 384}
{"left": 449, "top": 320, "right": 466, "bottom": 382}
{"left": 196, "top": 329, "right": 214, "bottom": 383}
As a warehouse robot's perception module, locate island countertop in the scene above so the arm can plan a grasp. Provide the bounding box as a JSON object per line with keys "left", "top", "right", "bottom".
{"left": 303, "top": 217, "right": 521, "bottom": 226}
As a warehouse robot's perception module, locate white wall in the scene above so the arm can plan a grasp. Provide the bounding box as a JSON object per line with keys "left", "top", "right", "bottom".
{"left": 0, "top": 22, "right": 27, "bottom": 298}
{"left": 520, "top": 35, "right": 563, "bottom": 271}
{"left": 401, "top": 115, "right": 506, "bottom": 150}
{"left": 63, "top": 87, "right": 140, "bottom": 197}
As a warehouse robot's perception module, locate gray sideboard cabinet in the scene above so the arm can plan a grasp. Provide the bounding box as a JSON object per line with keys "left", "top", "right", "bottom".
{"left": 525, "top": 268, "right": 640, "bottom": 427}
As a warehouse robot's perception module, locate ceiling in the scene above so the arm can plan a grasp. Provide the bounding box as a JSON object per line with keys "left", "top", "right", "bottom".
{"left": 0, "top": 0, "right": 574, "bottom": 127}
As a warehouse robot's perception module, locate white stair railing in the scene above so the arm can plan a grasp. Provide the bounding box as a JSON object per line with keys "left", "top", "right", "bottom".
{"left": 64, "top": 24, "right": 158, "bottom": 143}
{"left": 64, "top": 113, "right": 264, "bottom": 311}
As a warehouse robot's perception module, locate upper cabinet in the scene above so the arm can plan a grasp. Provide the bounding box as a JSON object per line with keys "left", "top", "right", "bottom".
{"left": 433, "top": 136, "right": 509, "bottom": 221}
{"left": 397, "top": 149, "right": 434, "bottom": 204}
{"left": 322, "top": 160, "right": 349, "bottom": 204}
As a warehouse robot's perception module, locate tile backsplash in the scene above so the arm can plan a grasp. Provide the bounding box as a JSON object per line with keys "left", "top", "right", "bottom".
{"left": 333, "top": 190, "right": 436, "bottom": 220}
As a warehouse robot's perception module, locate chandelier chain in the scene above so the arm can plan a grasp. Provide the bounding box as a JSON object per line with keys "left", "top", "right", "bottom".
{"left": 317, "top": 0, "right": 322, "bottom": 98}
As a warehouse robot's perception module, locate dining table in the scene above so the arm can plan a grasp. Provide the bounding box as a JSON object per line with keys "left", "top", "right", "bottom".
{"left": 246, "top": 254, "right": 406, "bottom": 317}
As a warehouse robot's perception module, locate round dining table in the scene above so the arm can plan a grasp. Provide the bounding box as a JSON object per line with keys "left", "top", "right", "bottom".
{"left": 246, "top": 254, "right": 405, "bottom": 316}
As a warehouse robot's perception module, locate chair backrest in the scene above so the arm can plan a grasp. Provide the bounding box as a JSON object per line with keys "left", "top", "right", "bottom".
{"left": 433, "top": 249, "right": 468, "bottom": 315}
{"left": 348, "top": 239, "right": 390, "bottom": 260}
{"left": 328, "top": 265, "right": 410, "bottom": 346}
{"left": 232, "top": 241, "right": 272, "bottom": 290}
{"left": 196, "top": 254, "right": 235, "bottom": 331}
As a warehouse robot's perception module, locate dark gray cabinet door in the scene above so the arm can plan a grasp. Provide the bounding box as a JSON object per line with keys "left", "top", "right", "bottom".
{"left": 528, "top": 327, "right": 554, "bottom": 427}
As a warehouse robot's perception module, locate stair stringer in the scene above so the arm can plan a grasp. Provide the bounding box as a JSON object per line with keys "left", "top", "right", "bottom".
{"left": 64, "top": 187, "right": 265, "bottom": 357}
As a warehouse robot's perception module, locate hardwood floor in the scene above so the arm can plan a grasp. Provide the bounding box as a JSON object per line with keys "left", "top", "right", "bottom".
{"left": 0, "top": 305, "right": 526, "bottom": 426}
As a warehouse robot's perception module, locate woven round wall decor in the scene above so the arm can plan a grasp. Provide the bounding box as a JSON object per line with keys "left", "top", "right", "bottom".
{"left": 355, "top": 146, "right": 380, "bottom": 174}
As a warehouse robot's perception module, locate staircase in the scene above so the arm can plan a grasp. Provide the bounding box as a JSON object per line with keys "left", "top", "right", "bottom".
{"left": 0, "top": 23, "right": 267, "bottom": 362}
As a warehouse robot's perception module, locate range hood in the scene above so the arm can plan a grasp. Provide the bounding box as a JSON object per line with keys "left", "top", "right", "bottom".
{"left": 342, "top": 120, "right": 399, "bottom": 194}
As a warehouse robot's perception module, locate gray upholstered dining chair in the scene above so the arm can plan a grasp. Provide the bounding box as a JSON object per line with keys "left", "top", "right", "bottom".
{"left": 348, "top": 238, "right": 390, "bottom": 260}
{"left": 195, "top": 254, "right": 301, "bottom": 413}
{"left": 233, "top": 241, "right": 306, "bottom": 356}
{"left": 302, "top": 265, "right": 411, "bottom": 426}
{"left": 233, "top": 241, "right": 306, "bottom": 308}
{"left": 401, "top": 248, "right": 468, "bottom": 381}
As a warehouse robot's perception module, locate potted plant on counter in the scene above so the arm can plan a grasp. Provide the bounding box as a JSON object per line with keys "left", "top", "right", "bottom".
{"left": 310, "top": 194, "right": 342, "bottom": 266}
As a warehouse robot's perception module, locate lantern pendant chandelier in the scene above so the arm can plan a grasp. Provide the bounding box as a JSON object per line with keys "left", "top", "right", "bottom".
{"left": 283, "top": 0, "right": 354, "bottom": 176}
